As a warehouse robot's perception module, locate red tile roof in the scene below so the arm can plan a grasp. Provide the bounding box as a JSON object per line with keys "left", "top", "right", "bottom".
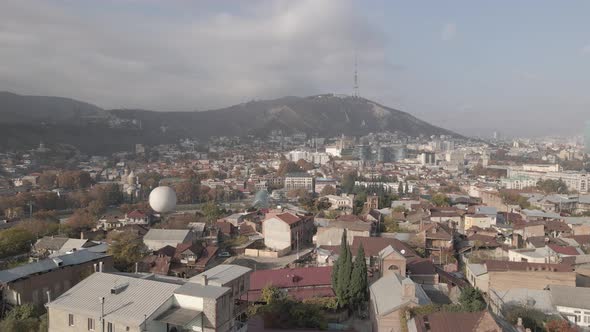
{"left": 127, "top": 209, "right": 147, "bottom": 219}
{"left": 246, "top": 266, "right": 334, "bottom": 301}
{"left": 249, "top": 266, "right": 333, "bottom": 290}
{"left": 276, "top": 213, "right": 301, "bottom": 225}
{"left": 195, "top": 245, "right": 218, "bottom": 269}
{"left": 547, "top": 244, "right": 580, "bottom": 256}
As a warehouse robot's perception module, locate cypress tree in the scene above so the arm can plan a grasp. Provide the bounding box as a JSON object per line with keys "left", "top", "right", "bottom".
{"left": 398, "top": 182, "right": 404, "bottom": 195}
{"left": 350, "top": 244, "right": 368, "bottom": 309}
{"left": 404, "top": 181, "right": 409, "bottom": 194}
{"left": 335, "top": 230, "right": 352, "bottom": 307}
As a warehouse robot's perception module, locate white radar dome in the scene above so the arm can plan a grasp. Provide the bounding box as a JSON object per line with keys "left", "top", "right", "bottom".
{"left": 149, "top": 186, "right": 177, "bottom": 213}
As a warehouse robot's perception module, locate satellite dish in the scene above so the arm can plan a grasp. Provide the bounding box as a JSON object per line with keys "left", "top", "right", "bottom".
{"left": 149, "top": 186, "right": 177, "bottom": 213}
{"left": 400, "top": 249, "right": 406, "bottom": 255}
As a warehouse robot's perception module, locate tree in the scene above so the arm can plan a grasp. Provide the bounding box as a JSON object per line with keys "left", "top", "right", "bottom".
{"left": 320, "top": 185, "right": 337, "bottom": 196}
{"left": 503, "top": 304, "right": 546, "bottom": 332}
{"left": 431, "top": 193, "right": 451, "bottom": 207}
{"left": 254, "top": 167, "right": 268, "bottom": 176}
{"left": 457, "top": 287, "right": 486, "bottom": 312}
{"left": 0, "top": 228, "right": 35, "bottom": 259}
{"left": 202, "top": 201, "right": 222, "bottom": 223}
{"left": 0, "top": 305, "right": 41, "bottom": 332}
{"left": 87, "top": 200, "right": 106, "bottom": 217}
{"left": 175, "top": 181, "right": 200, "bottom": 204}
{"left": 277, "top": 161, "right": 302, "bottom": 176}
{"left": 57, "top": 170, "right": 92, "bottom": 189}
{"left": 537, "top": 179, "right": 569, "bottom": 194}
{"left": 398, "top": 182, "right": 404, "bottom": 195}
{"left": 334, "top": 230, "right": 352, "bottom": 307}
{"left": 16, "top": 219, "right": 60, "bottom": 238}
{"left": 341, "top": 172, "right": 357, "bottom": 193}
{"left": 349, "top": 244, "right": 368, "bottom": 311}
{"left": 545, "top": 319, "right": 579, "bottom": 332}
{"left": 90, "top": 183, "right": 123, "bottom": 207}
{"left": 38, "top": 171, "right": 57, "bottom": 189}
{"left": 107, "top": 231, "right": 148, "bottom": 271}
{"left": 65, "top": 209, "right": 96, "bottom": 233}
{"left": 296, "top": 159, "right": 314, "bottom": 171}
{"left": 404, "top": 182, "right": 410, "bottom": 194}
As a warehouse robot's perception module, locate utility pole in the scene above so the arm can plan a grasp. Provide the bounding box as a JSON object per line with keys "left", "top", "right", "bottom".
{"left": 100, "top": 297, "right": 105, "bottom": 332}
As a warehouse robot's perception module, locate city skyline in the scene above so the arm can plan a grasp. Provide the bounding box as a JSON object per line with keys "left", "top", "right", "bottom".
{"left": 1, "top": 0, "right": 590, "bottom": 137}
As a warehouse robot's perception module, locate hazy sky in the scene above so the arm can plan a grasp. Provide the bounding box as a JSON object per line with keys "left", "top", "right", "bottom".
{"left": 1, "top": 0, "right": 590, "bottom": 137}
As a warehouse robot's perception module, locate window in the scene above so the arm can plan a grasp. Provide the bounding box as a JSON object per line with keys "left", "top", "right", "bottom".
{"left": 68, "top": 314, "right": 74, "bottom": 326}
{"left": 107, "top": 322, "right": 113, "bottom": 332}
{"left": 88, "top": 318, "right": 95, "bottom": 331}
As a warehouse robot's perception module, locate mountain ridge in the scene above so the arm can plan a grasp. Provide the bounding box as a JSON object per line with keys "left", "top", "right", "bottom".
{"left": 0, "top": 92, "right": 460, "bottom": 153}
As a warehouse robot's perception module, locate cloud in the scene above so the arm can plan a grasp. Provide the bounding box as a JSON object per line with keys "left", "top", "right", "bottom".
{"left": 441, "top": 23, "right": 456, "bottom": 41}
{"left": 582, "top": 44, "right": 590, "bottom": 54}
{"left": 0, "top": 0, "right": 393, "bottom": 111}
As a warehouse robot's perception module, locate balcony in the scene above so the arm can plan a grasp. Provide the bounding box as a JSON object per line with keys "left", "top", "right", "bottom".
{"left": 234, "top": 299, "right": 249, "bottom": 316}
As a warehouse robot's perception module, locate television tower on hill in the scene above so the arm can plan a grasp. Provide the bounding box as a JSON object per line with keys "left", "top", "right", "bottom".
{"left": 353, "top": 54, "right": 359, "bottom": 98}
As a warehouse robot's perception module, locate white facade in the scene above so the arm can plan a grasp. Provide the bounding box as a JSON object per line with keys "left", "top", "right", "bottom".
{"left": 323, "top": 194, "right": 355, "bottom": 210}
{"left": 263, "top": 217, "right": 291, "bottom": 251}
{"left": 556, "top": 305, "right": 590, "bottom": 328}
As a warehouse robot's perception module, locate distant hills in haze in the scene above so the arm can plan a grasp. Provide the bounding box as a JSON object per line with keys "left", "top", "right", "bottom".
{"left": 0, "top": 91, "right": 459, "bottom": 154}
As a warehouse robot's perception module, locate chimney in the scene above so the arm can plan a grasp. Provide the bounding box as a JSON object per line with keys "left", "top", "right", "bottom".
{"left": 80, "top": 231, "right": 84, "bottom": 240}
{"left": 517, "top": 317, "right": 523, "bottom": 327}
{"left": 135, "top": 262, "right": 139, "bottom": 273}
{"left": 93, "top": 263, "right": 97, "bottom": 272}
{"left": 46, "top": 290, "right": 51, "bottom": 303}
{"left": 201, "top": 274, "right": 208, "bottom": 286}
{"left": 99, "top": 261, "right": 103, "bottom": 272}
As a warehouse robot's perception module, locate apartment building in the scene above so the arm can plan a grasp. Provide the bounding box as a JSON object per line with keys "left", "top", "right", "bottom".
{"left": 0, "top": 251, "right": 112, "bottom": 308}
{"left": 47, "top": 264, "right": 251, "bottom": 332}
{"left": 284, "top": 172, "right": 315, "bottom": 192}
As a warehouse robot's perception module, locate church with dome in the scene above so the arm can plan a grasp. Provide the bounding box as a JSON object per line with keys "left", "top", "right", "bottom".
{"left": 121, "top": 167, "right": 141, "bottom": 202}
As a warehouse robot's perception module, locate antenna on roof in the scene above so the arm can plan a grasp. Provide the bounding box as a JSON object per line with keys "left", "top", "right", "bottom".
{"left": 353, "top": 52, "right": 359, "bottom": 98}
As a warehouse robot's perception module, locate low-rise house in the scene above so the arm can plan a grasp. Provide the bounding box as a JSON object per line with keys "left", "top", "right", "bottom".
{"left": 245, "top": 266, "right": 334, "bottom": 302}
{"left": 369, "top": 273, "right": 431, "bottom": 332}
{"left": 143, "top": 229, "right": 196, "bottom": 251}
{"left": 465, "top": 260, "right": 575, "bottom": 293}
{"left": 464, "top": 214, "right": 496, "bottom": 231}
{"left": 429, "top": 207, "right": 464, "bottom": 224}
{"left": 322, "top": 194, "right": 355, "bottom": 210}
{"left": 549, "top": 285, "right": 590, "bottom": 328}
{"left": 47, "top": 264, "right": 251, "bottom": 332}
{"left": 508, "top": 246, "right": 558, "bottom": 264}
{"left": 416, "top": 222, "right": 455, "bottom": 255}
{"left": 315, "top": 219, "right": 372, "bottom": 246}
{"left": 33, "top": 236, "right": 70, "bottom": 256}
{"left": 0, "top": 251, "right": 112, "bottom": 308}
{"left": 124, "top": 209, "right": 152, "bottom": 225}
{"left": 262, "top": 212, "right": 314, "bottom": 252}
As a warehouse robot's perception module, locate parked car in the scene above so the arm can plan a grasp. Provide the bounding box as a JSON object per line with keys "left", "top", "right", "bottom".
{"left": 217, "top": 251, "right": 231, "bottom": 258}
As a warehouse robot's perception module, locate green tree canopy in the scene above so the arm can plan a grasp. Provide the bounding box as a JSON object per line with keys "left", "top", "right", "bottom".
{"left": 349, "top": 244, "right": 368, "bottom": 310}
{"left": 431, "top": 193, "right": 451, "bottom": 207}
{"left": 107, "top": 231, "right": 148, "bottom": 271}
{"left": 0, "top": 228, "right": 35, "bottom": 259}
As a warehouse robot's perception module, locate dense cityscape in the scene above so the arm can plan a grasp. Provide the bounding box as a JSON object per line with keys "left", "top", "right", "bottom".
{"left": 0, "top": 124, "right": 589, "bottom": 331}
